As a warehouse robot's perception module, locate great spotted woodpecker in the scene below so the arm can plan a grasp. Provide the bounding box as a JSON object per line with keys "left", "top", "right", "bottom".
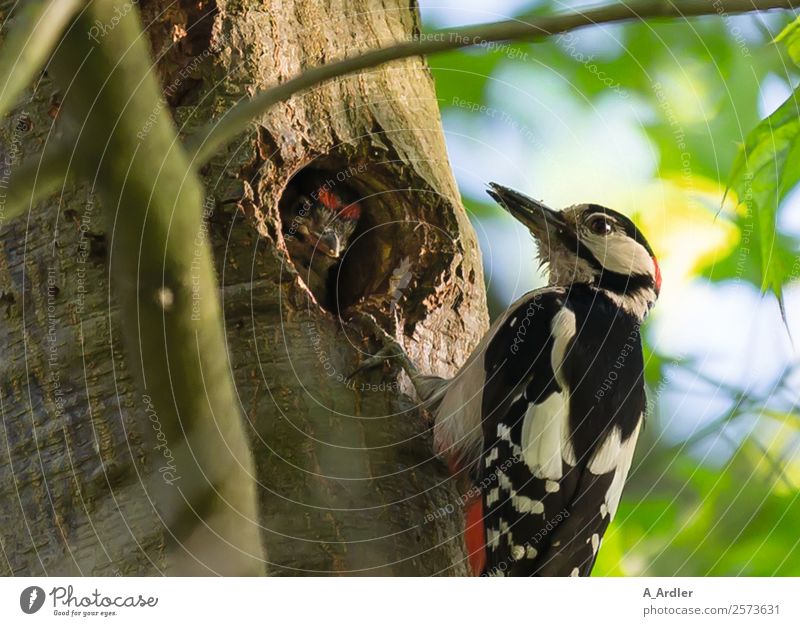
{"left": 283, "top": 185, "right": 361, "bottom": 297}
{"left": 355, "top": 183, "right": 660, "bottom": 576}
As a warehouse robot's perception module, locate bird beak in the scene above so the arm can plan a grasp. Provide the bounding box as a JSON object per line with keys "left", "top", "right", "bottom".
{"left": 315, "top": 231, "right": 343, "bottom": 259}
{"left": 486, "top": 183, "right": 568, "bottom": 242}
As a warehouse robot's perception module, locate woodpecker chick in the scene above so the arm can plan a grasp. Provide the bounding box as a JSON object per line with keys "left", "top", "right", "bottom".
{"left": 284, "top": 186, "right": 361, "bottom": 298}
{"left": 354, "top": 182, "right": 661, "bottom": 577}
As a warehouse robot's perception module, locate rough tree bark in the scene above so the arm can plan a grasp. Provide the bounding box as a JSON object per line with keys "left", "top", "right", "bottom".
{"left": 0, "top": 0, "right": 487, "bottom": 575}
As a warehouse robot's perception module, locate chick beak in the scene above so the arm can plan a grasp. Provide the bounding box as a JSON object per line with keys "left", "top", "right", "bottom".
{"left": 315, "top": 230, "right": 343, "bottom": 259}
{"left": 486, "top": 182, "right": 567, "bottom": 243}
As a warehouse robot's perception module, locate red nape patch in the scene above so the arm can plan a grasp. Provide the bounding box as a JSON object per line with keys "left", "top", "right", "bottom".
{"left": 317, "top": 188, "right": 341, "bottom": 211}
{"left": 652, "top": 256, "right": 662, "bottom": 292}
{"left": 464, "top": 499, "right": 486, "bottom": 576}
{"left": 317, "top": 187, "right": 360, "bottom": 220}
{"left": 339, "top": 201, "right": 361, "bottom": 220}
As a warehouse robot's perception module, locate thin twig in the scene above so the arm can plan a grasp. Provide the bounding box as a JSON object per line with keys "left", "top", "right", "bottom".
{"left": 682, "top": 365, "right": 751, "bottom": 401}
{"left": 185, "top": 0, "right": 798, "bottom": 165}
{"left": 673, "top": 395, "right": 750, "bottom": 450}
{"left": 740, "top": 433, "right": 795, "bottom": 490}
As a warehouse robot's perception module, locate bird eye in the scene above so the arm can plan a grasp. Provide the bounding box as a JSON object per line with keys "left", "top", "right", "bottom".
{"left": 587, "top": 216, "right": 613, "bottom": 236}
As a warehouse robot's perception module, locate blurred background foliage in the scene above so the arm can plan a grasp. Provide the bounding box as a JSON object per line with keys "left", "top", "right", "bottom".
{"left": 420, "top": 0, "right": 800, "bottom": 575}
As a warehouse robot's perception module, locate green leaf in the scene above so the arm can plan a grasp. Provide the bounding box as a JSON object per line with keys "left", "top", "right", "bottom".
{"left": 430, "top": 49, "right": 506, "bottom": 106}
{"left": 0, "top": 0, "right": 83, "bottom": 120}
{"left": 775, "top": 16, "right": 800, "bottom": 66}
{"left": 726, "top": 88, "right": 800, "bottom": 317}
{"left": 698, "top": 212, "right": 798, "bottom": 290}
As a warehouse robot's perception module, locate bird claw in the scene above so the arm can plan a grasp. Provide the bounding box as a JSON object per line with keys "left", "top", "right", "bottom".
{"left": 349, "top": 344, "right": 403, "bottom": 378}
{"left": 348, "top": 312, "right": 415, "bottom": 378}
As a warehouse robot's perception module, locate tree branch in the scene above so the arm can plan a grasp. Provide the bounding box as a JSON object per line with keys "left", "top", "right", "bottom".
{"left": 0, "top": 0, "right": 84, "bottom": 120}
{"left": 2, "top": 141, "right": 72, "bottom": 220}
{"left": 48, "top": 0, "right": 265, "bottom": 574}
{"left": 186, "top": 0, "right": 797, "bottom": 165}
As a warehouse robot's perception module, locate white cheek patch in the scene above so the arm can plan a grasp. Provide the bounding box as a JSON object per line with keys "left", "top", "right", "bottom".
{"left": 540, "top": 240, "right": 596, "bottom": 285}
{"left": 583, "top": 232, "right": 655, "bottom": 277}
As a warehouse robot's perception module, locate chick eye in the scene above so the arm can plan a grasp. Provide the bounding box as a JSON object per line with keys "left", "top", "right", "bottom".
{"left": 588, "top": 216, "right": 613, "bottom": 236}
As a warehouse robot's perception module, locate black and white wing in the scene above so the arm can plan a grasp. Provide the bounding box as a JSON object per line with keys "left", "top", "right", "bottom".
{"left": 479, "top": 287, "right": 646, "bottom": 576}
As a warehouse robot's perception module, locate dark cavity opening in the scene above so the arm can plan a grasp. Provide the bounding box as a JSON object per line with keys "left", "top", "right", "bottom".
{"left": 278, "top": 153, "right": 455, "bottom": 328}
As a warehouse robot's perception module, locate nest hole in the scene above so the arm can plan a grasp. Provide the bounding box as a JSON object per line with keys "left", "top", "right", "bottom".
{"left": 278, "top": 157, "right": 448, "bottom": 321}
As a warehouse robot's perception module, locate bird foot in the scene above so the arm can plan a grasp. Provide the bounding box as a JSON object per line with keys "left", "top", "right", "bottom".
{"left": 348, "top": 312, "right": 417, "bottom": 379}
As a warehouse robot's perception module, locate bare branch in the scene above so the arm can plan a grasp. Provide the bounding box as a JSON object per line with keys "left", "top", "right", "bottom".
{"left": 186, "top": 0, "right": 797, "bottom": 165}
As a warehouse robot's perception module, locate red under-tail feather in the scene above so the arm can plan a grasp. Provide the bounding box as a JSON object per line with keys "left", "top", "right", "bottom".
{"left": 445, "top": 457, "right": 486, "bottom": 576}
{"left": 464, "top": 498, "right": 486, "bottom": 576}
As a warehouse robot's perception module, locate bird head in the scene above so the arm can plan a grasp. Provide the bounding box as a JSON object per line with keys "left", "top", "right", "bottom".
{"left": 487, "top": 182, "right": 660, "bottom": 317}
{"left": 291, "top": 187, "right": 361, "bottom": 262}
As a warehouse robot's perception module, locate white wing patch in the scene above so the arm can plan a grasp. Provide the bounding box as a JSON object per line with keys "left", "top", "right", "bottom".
{"left": 588, "top": 426, "right": 622, "bottom": 475}
{"left": 561, "top": 415, "right": 578, "bottom": 466}
{"left": 602, "top": 420, "right": 642, "bottom": 519}
{"left": 520, "top": 393, "right": 568, "bottom": 479}
{"left": 432, "top": 289, "right": 564, "bottom": 469}
{"left": 519, "top": 307, "right": 576, "bottom": 479}
{"left": 550, "top": 307, "right": 577, "bottom": 384}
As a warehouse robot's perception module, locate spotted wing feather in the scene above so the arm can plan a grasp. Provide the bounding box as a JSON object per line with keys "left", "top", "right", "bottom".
{"left": 480, "top": 287, "right": 647, "bottom": 576}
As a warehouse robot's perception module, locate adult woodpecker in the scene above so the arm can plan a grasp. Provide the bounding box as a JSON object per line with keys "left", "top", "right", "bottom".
{"left": 283, "top": 185, "right": 361, "bottom": 297}
{"left": 355, "top": 183, "right": 660, "bottom": 576}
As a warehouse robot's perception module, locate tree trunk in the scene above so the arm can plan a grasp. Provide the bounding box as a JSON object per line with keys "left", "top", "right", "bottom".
{"left": 0, "top": 0, "right": 487, "bottom": 575}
